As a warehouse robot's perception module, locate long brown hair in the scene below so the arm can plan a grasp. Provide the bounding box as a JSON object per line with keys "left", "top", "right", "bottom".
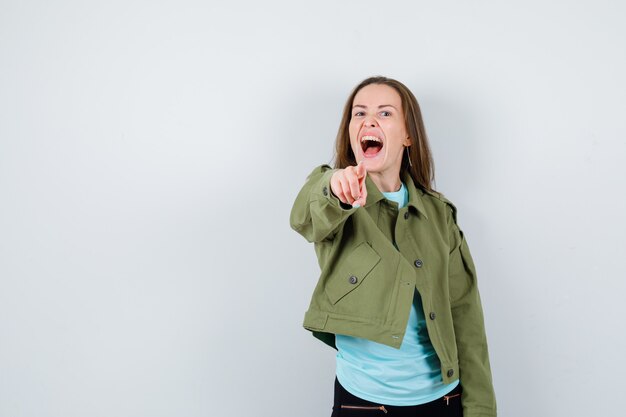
{"left": 333, "top": 76, "right": 436, "bottom": 192}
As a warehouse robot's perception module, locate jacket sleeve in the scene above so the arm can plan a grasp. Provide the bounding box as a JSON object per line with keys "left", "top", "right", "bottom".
{"left": 289, "top": 164, "right": 357, "bottom": 243}
{"left": 446, "top": 203, "right": 497, "bottom": 417}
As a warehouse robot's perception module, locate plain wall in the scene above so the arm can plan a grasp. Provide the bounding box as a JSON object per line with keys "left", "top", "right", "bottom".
{"left": 1, "top": 1, "right": 625, "bottom": 416}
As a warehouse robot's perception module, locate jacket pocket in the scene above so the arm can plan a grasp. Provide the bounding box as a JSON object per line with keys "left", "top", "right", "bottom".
{"left": 325, "top": 241, "right": 381, "bottom": 305}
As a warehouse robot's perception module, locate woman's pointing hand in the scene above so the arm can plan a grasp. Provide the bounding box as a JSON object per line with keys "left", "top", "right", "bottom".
{"left": 330, "top": 161, "right": 368, "bottom": 208}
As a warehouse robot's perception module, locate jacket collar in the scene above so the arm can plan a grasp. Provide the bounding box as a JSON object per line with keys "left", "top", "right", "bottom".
{"left": 363, "top": 170, "right": 429, "bottom": 219}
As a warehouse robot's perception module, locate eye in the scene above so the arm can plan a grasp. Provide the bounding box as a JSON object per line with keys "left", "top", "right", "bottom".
{"left": 353, "top": 111, "right": 365, "bottom": 117}
{"left": 380, "top": 111, "right": 391, "bottom": 117}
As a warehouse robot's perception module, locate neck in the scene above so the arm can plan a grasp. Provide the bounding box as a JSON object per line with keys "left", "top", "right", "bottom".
{"left": 369, "top": 172, "right": 402, "bottom": 193}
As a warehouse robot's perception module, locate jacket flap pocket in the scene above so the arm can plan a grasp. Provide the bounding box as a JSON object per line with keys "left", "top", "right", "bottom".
{"left": 325, "top": 242, "right": 381, "bottom": 305}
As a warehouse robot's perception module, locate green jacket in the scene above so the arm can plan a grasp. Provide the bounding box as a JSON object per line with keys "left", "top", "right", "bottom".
{"left": 290, "top": 164, "right": 497, "bottom": 417}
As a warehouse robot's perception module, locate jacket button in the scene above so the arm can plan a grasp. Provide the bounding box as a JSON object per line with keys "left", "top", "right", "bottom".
{"left": 348, "top": 275, "right": 358, "bottom": 284}
{"left": 414, "top": 259, "right": 423, "bottom": 268}
{"left": 447, "top": 369, "right": 454, "bottom": 378}
{"left": 404, "top": 212, "right": 409, "bottom": 220}
{"left": 429, "top": 312, "right": 436, "bottom": 320}
{"left": 322, "top": 186, "right": 329, "bottom": 196}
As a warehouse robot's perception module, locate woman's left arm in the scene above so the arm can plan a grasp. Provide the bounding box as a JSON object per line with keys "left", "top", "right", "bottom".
{"left": 447, "top": 203, "right": 498, "bottom": 417}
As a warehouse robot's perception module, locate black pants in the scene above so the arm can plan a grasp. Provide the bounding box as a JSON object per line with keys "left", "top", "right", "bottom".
{"left": 332, "top": 378, "right": 463, "bottom": 417}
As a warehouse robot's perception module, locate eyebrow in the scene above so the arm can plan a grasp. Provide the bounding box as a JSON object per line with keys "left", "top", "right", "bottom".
{"left": 352, "top": 104, "right": 398, "bottom": 110}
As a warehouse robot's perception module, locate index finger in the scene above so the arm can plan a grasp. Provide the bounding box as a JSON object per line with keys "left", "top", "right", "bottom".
{"left": 356, "top": 175, "right": 367, "bottom": 206}
{"left": 356, "top": 159, "right": 367, "bottom": 179}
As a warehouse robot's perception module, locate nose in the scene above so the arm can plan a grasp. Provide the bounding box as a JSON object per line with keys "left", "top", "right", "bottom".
{"left": 363, "top": 114, "right": 377, "bottom": 127}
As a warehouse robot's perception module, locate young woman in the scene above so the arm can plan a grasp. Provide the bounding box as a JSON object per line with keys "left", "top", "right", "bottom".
{"left": 290, "top": 76, "right": 496, "bottom": 416}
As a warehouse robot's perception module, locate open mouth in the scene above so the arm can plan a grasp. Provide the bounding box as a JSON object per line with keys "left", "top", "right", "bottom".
{"left": 361, "top": 135, "right": 383, "bottom": 157}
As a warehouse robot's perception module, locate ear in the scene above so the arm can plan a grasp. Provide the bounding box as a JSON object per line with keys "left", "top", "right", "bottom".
{"left": 404, "top": 136, "right": 412, "bottom": 147}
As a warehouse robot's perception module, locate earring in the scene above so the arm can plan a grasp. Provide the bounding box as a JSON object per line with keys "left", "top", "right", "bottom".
{"left": 406, "top": 146, "right": 413, "bottom": 167}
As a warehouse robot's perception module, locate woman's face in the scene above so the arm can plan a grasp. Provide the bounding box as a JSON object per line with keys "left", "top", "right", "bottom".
{"left": 349, "top": 84, "right": 410, "bottom": 179}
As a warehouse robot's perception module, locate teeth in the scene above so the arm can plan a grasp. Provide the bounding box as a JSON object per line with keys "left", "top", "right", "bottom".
{"left": 361, "top": 135, "right": 381, "bottom": 142}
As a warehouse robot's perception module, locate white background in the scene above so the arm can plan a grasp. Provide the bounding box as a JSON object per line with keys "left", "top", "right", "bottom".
{"left": 1, "top": 1, "right": 625, "bottom": 416}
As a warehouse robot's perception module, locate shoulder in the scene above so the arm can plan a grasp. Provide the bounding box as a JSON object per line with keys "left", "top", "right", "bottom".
{"left": 421, "top": 188, "right": 459, "bottom": 223}
{"left": 302, "top": 164, "right": 336, "bottom": 182}
{"left": 309, "top": 164, "right": 333, "bottom": 175}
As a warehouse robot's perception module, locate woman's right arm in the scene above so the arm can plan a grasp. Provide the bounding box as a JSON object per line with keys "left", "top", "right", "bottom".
{"left": 289, "top": 164, "right": 365, "bottom": 243}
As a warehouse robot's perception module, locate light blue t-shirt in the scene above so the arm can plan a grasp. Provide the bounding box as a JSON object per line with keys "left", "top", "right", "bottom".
{"left": 335, "top": 182, "right": 459, "bottom": 406}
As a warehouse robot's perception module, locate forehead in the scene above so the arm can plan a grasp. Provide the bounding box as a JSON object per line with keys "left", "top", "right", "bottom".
{"left": 352, "top": 84, "right": 402, "bottom": 108}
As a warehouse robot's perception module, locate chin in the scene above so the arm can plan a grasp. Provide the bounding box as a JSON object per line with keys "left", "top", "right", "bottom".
{"left": 361, "top": 156, "right": 384, "bottom": 171}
